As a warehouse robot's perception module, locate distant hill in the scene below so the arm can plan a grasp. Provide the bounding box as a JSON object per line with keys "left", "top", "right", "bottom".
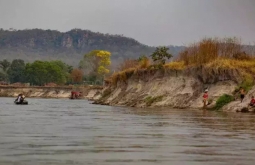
{"left": 0, "top": 28, "right": 185, "bottom": 66}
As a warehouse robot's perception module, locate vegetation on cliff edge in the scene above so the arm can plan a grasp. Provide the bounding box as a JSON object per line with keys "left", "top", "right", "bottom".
{"left": 106, "top": 37, "right": 255, "bottom": 92}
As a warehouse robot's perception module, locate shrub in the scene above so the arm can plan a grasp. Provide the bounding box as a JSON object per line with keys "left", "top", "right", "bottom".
{"left": 138, "top": 56, "right": 150, "bottom": 69}
{"left": 233, "top": 72, "right": 255, "bottom": 95}
{"left": 214, "top": 94, "right": 234, "bottom": 110}
{"left": 150, "top": 47, "right": 172, "bottom": 65}
{"left": 240, "top": 73, "right": 254, "bottom": 92}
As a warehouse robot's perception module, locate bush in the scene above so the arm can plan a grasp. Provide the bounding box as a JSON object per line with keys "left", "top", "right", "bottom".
{"left": 214, "top": 94, "right": 234, "bottom": 110}
{"left": 150, "top": 47, "right": 172, "bottom": 65}
{"left": 138, "top": 56, "right": 150, "bottom": 69}
{"left": 233, "top": 73, "right": 254, "bottom": 95}
{"left": 240, "top": 74, "right": 254, "bottom": 92}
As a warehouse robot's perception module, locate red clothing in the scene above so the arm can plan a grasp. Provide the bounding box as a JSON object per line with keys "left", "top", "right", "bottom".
{"left": 203, "top": 93, "right": 208, "bottom": 99}
{"left": 250, "top": 98, "right": 255, "bottom": 104}
{"left": 71, "top": 91, "right": 79, "bottom": 98}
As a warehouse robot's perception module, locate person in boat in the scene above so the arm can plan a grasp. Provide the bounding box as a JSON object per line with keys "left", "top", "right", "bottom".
{"left": 248, "top": 96, "right": 255, "bottom": 108}
{"left": 71, "top": 91, "right": 80, "bottom": 99}
{"left": 239, "top": 87, "right": 245, "bottom": 103}
{"left": 75, "top": 92, "right": 79, "bottom": 99}
{"left": 15, "top": 94, "right": 25, "bottom": 103}
{"left": 202, "top": 89, "right": 209, "bottom": 108}
{"left": 71, "top": 91, "right": 75, "bottom": 99}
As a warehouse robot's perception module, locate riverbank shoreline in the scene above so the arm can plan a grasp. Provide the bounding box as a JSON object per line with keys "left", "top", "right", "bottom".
{"left": 0, "top": 85, "right": 103, "bottom": 99}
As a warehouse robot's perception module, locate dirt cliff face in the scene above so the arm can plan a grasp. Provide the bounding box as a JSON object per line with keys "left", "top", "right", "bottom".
{"left": 94, "top": 67, "right": 242, "bottom": 109}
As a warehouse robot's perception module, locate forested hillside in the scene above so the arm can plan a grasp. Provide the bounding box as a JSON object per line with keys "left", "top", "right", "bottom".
{"left": 0, "top": 28, "right": 184, "bottom": 66}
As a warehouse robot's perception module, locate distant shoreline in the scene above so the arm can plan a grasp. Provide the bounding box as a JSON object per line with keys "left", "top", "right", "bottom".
{"left": 0, "top": 85, "right": 102, "bottom": 99}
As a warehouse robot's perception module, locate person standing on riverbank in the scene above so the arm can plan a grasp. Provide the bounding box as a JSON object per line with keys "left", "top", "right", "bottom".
{"left": 239, "top": 87, "right": 245, "bottom": 103}
{"left": 202, "top": 89, "right": 209, "bottom": 108}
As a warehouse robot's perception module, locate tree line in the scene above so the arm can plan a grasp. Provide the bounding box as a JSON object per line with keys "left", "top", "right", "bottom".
{"left": 0, "top": 59, "right": 80, "bottom": 85}
{"left": 0, "top": 49, "right": 112, "bottom": 86}
{"left": 0, "top": 47, "right": 171, "bottom": 86}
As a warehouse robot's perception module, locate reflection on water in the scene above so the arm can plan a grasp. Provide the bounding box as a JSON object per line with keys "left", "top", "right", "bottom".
{"left": 0, "top": 97, "right": 255, "bottom": 165}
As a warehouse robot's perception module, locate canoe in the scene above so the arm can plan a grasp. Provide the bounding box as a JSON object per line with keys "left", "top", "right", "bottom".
{"left": 14, "top": 100, "right": 28, "bottom": 105}
{"left": 69, "top": 97, "right": 83, "bottom": 100}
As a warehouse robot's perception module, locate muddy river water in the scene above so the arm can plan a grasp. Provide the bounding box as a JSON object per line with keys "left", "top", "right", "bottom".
{"left": 0, "top": 97, "right": 255, "bottom": 165}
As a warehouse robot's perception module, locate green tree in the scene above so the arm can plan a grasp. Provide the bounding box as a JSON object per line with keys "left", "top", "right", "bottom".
{"left": 0, "top": 72, "right": 8, "bottom": 81}
{"left": 51, "top": 60, "right": 73, "bottom": 73}
{"left": 0, "top": 59, "right": 11, "bottom": 72}
{"left": 150, "top": 47, "right": 172, "bottom": 65}
{"left": 7, "top": 59, "right": 26, "bottom": 83}
{"left": 25, "top": 61, "right": 47, "bottom": 85}
{"left": 50, "top": 60, "right": 73, "bottom": 82}
{"left": 46, "top": 62, "right": 66, "bottom": 84}
{"left": 25, "top": 61, "right": 66, "bottom": 85}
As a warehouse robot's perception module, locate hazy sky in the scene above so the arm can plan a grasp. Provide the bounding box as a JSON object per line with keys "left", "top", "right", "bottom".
{"left": 0, "top": 0, "right": 254, "bottom": 46}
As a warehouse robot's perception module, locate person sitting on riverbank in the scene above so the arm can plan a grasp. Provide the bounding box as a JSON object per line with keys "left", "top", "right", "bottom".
{"left": 202, "top": 89, "right": 209, "bottom": 108}
{"left": 248, "top": 96, "right": 255, "bottom": 108}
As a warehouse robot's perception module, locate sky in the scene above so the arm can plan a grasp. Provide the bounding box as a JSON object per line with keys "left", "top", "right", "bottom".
{"left": 0, "top": 0, "right": 254, "bottom": 46}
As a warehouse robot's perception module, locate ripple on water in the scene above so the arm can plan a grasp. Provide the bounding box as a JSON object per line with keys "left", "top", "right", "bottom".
{"left": 0, "top": 97, "right": 255, "bottom": 165}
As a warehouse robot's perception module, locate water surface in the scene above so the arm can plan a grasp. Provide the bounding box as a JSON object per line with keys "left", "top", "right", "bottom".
{"left": 0, "top": 97, "right": 255, "bottom": 165}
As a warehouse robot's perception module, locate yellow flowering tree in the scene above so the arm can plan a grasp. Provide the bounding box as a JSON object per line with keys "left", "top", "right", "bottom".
{"left": 79, "top": 50, "right": 111, "bottom": 84}
{"left": 96, "top": 50, "right": 111, "bottom": 75}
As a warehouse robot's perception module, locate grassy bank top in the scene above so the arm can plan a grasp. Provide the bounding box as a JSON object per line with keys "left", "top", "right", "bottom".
{"left": 106, "top": 37, "right": 255, "bottom": 90}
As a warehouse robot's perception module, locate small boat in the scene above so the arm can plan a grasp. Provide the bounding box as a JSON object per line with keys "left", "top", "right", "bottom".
{"left": 69, "top": 95, "right": 84, "bottom": 99}
{"left": 70, "top": 91, "right": 83, "bottom": 100}
{"left": 14, "top": 100, "right": 28, "bottom": 105}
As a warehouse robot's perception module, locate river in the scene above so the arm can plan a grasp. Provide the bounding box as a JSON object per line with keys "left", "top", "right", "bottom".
{"left": 0, "top": 97, "right": 255, "bottom": 165}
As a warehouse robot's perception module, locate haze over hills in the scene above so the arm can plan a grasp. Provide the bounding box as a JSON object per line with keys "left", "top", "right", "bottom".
{"left": 0, "top": 28, "right": 185, "bottom": 66}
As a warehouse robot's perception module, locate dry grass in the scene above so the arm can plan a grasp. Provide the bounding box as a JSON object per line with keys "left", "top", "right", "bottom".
{"left": 164, "top": 61, "right": 185, "bottom": 70}
{"left": 108, "top": 68, "right": 137, "bottom": 86}
{"left": 178, "top": 37, "right": 253, "bottom": 66}
{"left": 205, "top": 58, "right": 255, "bottom": 71}
{"left": 117, "top": 57, "right": 151, "bottom": 72}
{"left": 204, "top": 58, "right": 255, "bottom": 91}
{"left": 139, "top": 57, "right": 150, "bottom": 69}
{"left": 106, "top": 37, "right": 255, "bottom": 89}
{"left": 106, "top": 56, "right": 151, "bottom": 86}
